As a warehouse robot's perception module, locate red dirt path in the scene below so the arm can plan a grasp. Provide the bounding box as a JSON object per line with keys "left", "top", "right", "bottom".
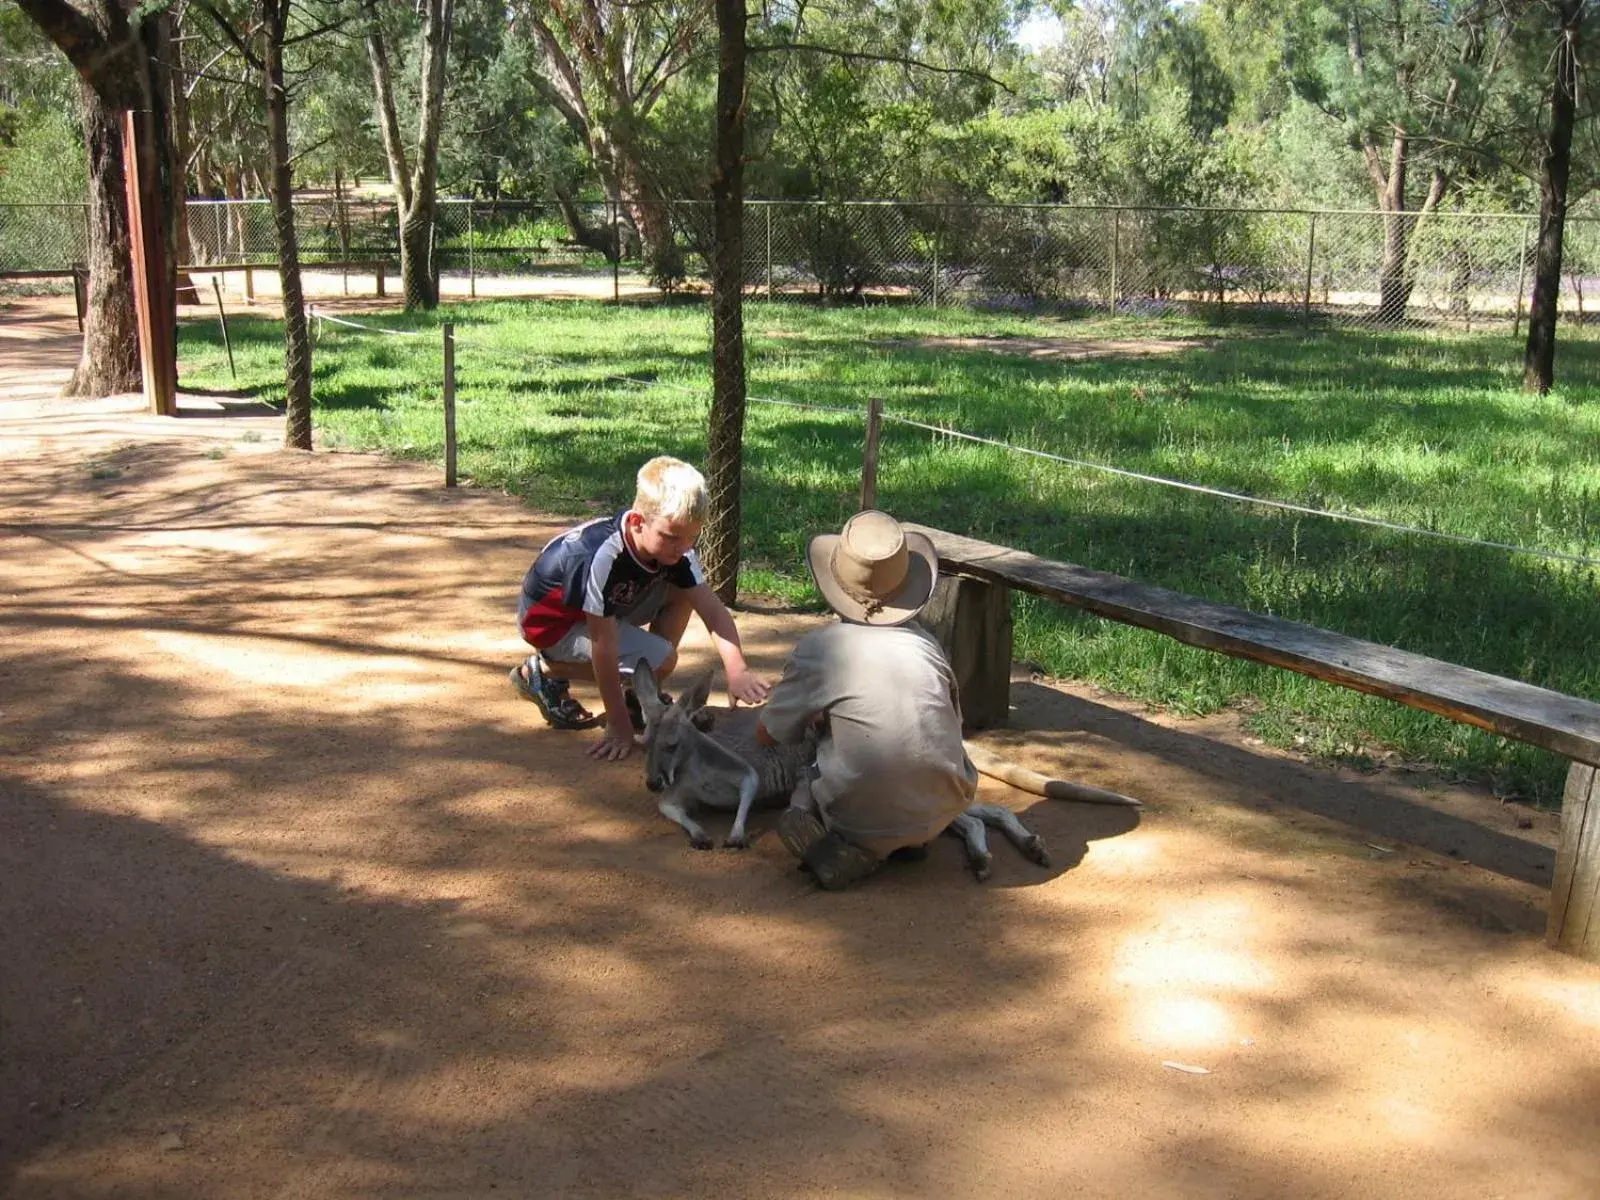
{"left": 3, "top": 294, "right": 1599, "bottom": 1198}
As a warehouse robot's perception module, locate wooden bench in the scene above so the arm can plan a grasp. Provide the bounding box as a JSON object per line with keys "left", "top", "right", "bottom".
{"left": 910, "top": 524, "right": 1600, "bottom": 961}
{"left": 180, "top": 260, "right": 390, "bottom": 299}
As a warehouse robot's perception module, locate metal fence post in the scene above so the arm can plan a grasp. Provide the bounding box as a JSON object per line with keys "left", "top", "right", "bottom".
{"left": 610, "top": 198, "right": 620, "bottom": 303}
{"left": 1514, "top": 218, "right": 1532, "bottom": 338}
{"left": 766, "top": 202, "right": 774, "bottom": 298}
{"left": 443, "top": 322, "right": 457, "bottom": 488}
{"left": 931, "top": 208, "right": 940, "bottom": 308}
{"left": 1302, "top": 212, "right": 1318, "bottom": 327}
{"left": 1109, "top": 209, "right": 1121, "bottom": 313}
{"left": 468, "top": 199, "right": 476, "bottom": 299}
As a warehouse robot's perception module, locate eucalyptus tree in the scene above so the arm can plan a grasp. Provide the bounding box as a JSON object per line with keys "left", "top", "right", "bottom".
{"left": 510, "top": 0, "right": 714, "bottom": 277}
{"left": 1509, "top": 0, "right": 1593, "bottom": 392}
{"left": 1286, "top": 0, "right": 1515, "bottom": 321}
{"left": 12, "top": 0, "right": 176, "bottom": 397}
{"left": 364, "top": 0, "right": 455, "bottom": 309}
{"left": 196, "top": 0, "right": 352, "bottom": 449}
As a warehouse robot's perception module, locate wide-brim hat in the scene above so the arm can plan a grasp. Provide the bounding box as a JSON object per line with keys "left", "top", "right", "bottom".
{"left": 806, "top": 509, "right": 938, "bottom": 626}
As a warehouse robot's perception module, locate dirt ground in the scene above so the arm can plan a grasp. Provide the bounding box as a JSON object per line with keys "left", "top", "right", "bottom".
{"left": 4, "top": 295, "right": 1600, "bottom": 1199}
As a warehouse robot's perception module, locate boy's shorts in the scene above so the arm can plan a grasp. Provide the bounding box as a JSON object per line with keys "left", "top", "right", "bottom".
{"left": 539, "top": 587, "right": 673, "bottom": 674}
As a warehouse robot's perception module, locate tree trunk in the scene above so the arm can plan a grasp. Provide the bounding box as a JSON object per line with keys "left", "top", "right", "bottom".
{"left": 165, "top": 9, "right": 199, "bottom": 303}
{"left": 598, "top": 124, "right": 680, "bottom": 284}
{"left": 702, "top": 0, "right": 748, "bottom": 603}
{"left": 66, "top": 82, "right": 141, "bottom": 397}
{"left": 264, "top": 0, "right": 312, "bottom": 449}
{"left": 1375, "top": 132, "right": 1413, "bottom": 324}
{"left": 367, "top": 0, "right": 453, "bottom": 311}
{"left": 553, "top": 185, "right": 618, "bottom": 259}
{"left": 399, "top": 206, "right": 437, "bottom": 309}
{"left": 1524, "top": 2, "right": 1582, "bottom": 394}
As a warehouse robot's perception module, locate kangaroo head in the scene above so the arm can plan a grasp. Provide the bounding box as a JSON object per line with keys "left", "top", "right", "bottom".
{"left": 634, "top": 658, "right": 713, "bottom": 793}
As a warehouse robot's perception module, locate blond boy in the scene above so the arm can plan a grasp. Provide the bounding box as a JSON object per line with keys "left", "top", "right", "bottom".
{"left": 512, "top": 456, "right": 769, "bottom": 760}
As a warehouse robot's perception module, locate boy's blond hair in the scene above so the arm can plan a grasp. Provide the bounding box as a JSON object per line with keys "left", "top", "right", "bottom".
{"left": 634, "top": 456, "right": 708, "bottom": 523}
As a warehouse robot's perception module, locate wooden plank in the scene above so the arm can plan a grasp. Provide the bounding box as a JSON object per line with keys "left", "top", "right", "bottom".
{"left": 0, "top": 269, "right": 86, "bottom": 280}
{"left": 910, "top": 524, "right": 1600, "bottom": 767}
{"left": 920, "top": 575, "right": 1012, "bottom": 732}
{"left": 1548, "top": 763, "right": 1600, "bottom": 956}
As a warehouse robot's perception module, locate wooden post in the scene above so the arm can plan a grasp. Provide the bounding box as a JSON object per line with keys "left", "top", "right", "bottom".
{"left": 860, "top": 395, "right": 883, "bottom": 510}
{"left": 443, "top": 322, "right": 457, "bottom": 488}
{"left": 1548, "top": 762, "right": 1600, "bottom": 959}
{"left": 72, "top": 268, "right": 86, "bottom": 331}
{"left": 212, "top": 278, "right": 236, "bottom": 380}
{"left": 244, "top": 265, "right": 254, "bottom": 302}
{"left": 919, "top": 575, "right": 1013, "bottom": 732}
{"left": 121, "top": 108, "right": 177, "bottom": 417}
{"left": 1302, "top": 212, "right": 1317, "bottom": 327}
{"left": 375, "top": 265, "right": 385, "bottom": 298}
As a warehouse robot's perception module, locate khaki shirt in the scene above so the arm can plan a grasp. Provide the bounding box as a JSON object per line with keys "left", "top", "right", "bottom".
{"left": 760, "top": 621, "right": 979, "bottom": 855}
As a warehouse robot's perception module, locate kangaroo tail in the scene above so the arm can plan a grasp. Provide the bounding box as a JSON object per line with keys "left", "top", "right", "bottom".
{"left": 965, "top": 743, "right": 1143, "bottom": 807}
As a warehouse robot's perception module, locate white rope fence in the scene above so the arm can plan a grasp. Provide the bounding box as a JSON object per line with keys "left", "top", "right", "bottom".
{"left": 305, "top": 307, "right": 1599, "bottom": 570}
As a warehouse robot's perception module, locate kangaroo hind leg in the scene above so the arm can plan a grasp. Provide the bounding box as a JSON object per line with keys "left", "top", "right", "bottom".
{"left": 945, "top": 810, "right": 994, "bottom": 881}
{"left": 969, "top": 802, "right": 1050, "bottom": 868}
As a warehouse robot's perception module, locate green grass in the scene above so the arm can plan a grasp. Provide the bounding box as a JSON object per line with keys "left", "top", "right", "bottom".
{"left": 178, "top": 298, "right": 1600, "bottom": 805}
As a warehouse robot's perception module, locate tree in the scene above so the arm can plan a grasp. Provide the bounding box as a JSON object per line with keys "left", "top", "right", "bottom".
{"left": 198, "top": 0, "right": 344, "bottom": 449}
{"left": 511, "top": 0, "right": 713, "bottom": 278}
{"left": 365, "top": 0, "right": 456, "bottom": 309}
{"left": 13, "top": 0, "right": 169, "bottom": 398}
{"left": 1522, "top": 0, "right": 1586, "bottom": 392}
{"left": 1288, "top": 0, "right": 1509, "bottom": 321}
{"left": 703, "top": 0, "right": 746, "bottom": 601}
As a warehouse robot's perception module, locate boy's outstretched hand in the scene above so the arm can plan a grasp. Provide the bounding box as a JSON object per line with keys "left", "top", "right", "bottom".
{"left": 589, "top": 721, "right": 637, "bottom": 761}
{"left": 727, "top": 668, "right": 771, "bottom": 707}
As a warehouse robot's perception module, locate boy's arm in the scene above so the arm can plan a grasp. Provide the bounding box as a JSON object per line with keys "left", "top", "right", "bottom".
{"left": 584, "top": 613, "right": 636, "bottom": 761}
{"left": 686, "top": 583, "right": 770, "bottom": 706}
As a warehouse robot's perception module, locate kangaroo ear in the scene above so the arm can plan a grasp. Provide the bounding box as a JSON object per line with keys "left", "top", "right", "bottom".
{"left": 633, "top": 657, "right": 668, "bottom": 723}
{"left": 678, "top": 671, "right": 714, "bottom": 713}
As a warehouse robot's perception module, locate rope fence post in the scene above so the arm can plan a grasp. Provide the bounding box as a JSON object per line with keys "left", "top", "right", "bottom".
{"left": 443, "top": 321, "right": 457, "bottom": 488}
{"left": 212, "top": 277, "right": 236, "bottom": 380}
{"left": 861, "top": 395, "right": 884, "bottom": 510}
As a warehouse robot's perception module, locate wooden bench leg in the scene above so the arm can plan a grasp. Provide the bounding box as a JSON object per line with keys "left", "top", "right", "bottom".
{"left": 920, "top": 575, "right": 1012, "bottom": 733}
{"left": 1548, "top": 762, "right": 1600, "bottom": 958}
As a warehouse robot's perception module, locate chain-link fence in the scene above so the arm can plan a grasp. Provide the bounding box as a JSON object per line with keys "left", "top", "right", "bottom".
{"left": 8, "top": 196, "right": 1600, "bottom": 333}
{"left": 0, "top": 202, "right": 90, "bottom": 274}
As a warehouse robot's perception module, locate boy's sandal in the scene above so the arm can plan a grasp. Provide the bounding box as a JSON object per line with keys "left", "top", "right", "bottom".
{"left": 510, "top": 662, "right": 602, "bottom": 731}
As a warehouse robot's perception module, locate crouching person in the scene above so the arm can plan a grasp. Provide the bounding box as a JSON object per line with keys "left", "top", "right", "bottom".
{"left": 756, "top": 510, "right": 979, "bottom": 889}
{"left": 512, "top": 455, "right": 769, "bottom": 761}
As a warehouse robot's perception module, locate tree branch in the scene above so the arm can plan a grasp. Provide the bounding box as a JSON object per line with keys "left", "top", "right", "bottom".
{"left": 747, "top": 41, "right": 1012, "bottom": 92}
{"left": 195, "top": 0, "right": 264, "bottom": 71}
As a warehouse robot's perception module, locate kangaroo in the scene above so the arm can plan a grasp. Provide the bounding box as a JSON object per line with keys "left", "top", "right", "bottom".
{"left": 634, "top": 660, "right": 1141, "bottom": 880}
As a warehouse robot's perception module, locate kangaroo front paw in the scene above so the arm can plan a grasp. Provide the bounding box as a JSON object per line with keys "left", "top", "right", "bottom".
{"left": 1023, "top": 835, "right": 1051, "bottom": 867}
{"left": 722, "top": 833, "right": 750, "bottom": 850}
{"left": 970, "top": 852, "right": 993, "bottom": 882}
{"left": 689, "top": 832, "right": 715, "bottom": 850}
